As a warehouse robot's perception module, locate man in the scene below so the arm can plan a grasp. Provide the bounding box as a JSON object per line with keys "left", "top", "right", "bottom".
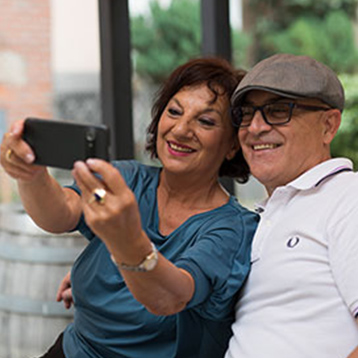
{"left": 225, "top": 53, "right": 358, "bottom": 358}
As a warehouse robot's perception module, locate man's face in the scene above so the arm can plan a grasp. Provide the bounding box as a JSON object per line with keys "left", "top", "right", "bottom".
{"left": 238, "top": 90, "right": 337, "bottom": 195}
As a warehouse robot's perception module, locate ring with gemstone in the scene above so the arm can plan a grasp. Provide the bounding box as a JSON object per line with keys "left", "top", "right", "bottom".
{"left": 89, "top": 188, "right": 107, "bottom": 205}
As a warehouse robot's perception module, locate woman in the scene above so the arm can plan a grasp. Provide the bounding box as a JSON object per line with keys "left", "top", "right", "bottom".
{"left": 0, "top": 58, "right": 258, "bottom": 358}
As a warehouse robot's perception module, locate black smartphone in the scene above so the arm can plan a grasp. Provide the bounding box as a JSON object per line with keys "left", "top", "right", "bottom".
{"left": 23, "top": 117, "right": 110, "bottom": 169}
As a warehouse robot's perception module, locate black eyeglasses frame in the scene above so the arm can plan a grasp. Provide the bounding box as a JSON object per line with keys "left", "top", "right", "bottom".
{"left": 232, "top": 102, "right": 332, "bottom": 128}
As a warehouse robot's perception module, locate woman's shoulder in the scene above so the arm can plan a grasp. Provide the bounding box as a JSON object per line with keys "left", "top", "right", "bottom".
{"left": 191, "top": 196, "right": 258, "bottom": 248}
{"left": 211, "top": 196, "right": 259, "bottom": 226}
{"left": 111, "top": 160, "right": 161, "bottom": 187}
{"left": 181, "top": 196, "right": 258, "bottom": 248}
{"left": 110, "top": 159, "right": 158, "bottom": 172}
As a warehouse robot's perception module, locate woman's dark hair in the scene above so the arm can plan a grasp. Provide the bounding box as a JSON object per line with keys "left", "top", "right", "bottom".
{"left": 146, "top": 57, "right": 250, "bottom": 183}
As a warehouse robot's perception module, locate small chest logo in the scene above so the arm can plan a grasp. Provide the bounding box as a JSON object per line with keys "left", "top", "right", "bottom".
{"left": 287, "top": 236, "right": 300, "bottom": 248}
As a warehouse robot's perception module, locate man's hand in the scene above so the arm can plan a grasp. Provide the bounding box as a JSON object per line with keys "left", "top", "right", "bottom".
{"left": 56, "top": 271, "right": 73, "bottom": 309}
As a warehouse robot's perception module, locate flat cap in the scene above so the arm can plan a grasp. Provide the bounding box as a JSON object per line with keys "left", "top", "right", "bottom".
{"left": 232, "top": 53, "right": 345, "bottom": 111}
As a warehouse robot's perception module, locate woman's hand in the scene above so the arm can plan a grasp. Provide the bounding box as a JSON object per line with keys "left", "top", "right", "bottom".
{"left": 72, "top": 159, "right": 148, "bottom": 262}
{"left": 72, "top": 159, "right": 195, "bottom": 316}
{"left": 56, "top": 271, "right": 73, "bottom": 309}
{"left": 0, "top": 119, "right": 82, "bottom": 234}
{"left": 0, "top": 120, "right": 47, "bottom": 181}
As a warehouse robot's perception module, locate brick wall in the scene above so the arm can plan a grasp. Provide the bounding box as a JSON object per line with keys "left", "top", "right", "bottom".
{"left": 0, "top": 0, "right": 52, "bottom": 202}
{"left": 0, "top": 0, "right": 52, "bottom": 124}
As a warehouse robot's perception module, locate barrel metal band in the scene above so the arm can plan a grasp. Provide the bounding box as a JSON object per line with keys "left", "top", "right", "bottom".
{"left": 0, "top": 294, "right": 74, "bottom": 317}
{"left": 0, "top": 243, "right": 83, "bottom": 264}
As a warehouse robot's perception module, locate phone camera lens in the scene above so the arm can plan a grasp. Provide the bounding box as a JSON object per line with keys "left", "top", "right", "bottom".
{"left": 86, "top": 128, "right": 96, "bottom": 142}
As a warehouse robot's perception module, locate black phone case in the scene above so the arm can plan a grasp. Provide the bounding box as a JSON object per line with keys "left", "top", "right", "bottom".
{"left": 23, "top": 118, "right": 110, "bottom": 169}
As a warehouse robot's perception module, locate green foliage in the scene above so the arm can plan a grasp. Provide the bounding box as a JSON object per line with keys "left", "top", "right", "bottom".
{"left": 131, "top": 0, "right": 201, "bottom": 83}
{"left": 262, "top": 11, "right": 358, "bottom": 73}
{"left": 331, "top": 74, "right": 358, "bottom": 168}
{"left": 250, "top": 0, "right": 358, "bottom": 20}
{"left": 131, "top": 0, "right": 251, "bottom": 83}
{"left": 232, "top": 30, "right": 252, "bottom": 70}
{"left": 283, "top": 0, "right": 358, "bottom": 17}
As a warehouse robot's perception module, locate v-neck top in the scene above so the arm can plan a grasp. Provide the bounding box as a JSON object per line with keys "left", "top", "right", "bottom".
{"left": 63, "top": 160, "right": 258, "bottom": 358}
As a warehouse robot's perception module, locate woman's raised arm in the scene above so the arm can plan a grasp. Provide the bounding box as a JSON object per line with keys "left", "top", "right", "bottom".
{"left": 0, "top": 120, "right": 82, "bottom": 233}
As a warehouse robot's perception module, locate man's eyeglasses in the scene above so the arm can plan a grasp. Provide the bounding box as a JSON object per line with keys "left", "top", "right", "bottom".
{"left": 232, "top": 102, "right": 331, "bottom": 128}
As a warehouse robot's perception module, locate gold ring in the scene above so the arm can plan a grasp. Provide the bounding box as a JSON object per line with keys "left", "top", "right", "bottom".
{"left": 88, "top": 188, "right": 107, "bottom": 205}
{"left": 5, "top": 149, "right": 13, "bottom": 162}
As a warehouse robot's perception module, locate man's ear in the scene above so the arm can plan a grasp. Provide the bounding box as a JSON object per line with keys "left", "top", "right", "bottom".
{"left": 226, "top": 137, "right": 240, "bottom": 161}
{"left": 322, "top": 109, "right": 341, "bottom": 145}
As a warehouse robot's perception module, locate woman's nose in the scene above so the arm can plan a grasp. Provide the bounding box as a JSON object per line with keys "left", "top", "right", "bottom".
{"left": 171, "top": 117, "right": 193, "bottom": 137}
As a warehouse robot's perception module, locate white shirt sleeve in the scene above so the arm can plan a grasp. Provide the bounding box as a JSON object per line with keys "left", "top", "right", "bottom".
{"left": 329, "top": 193, "right": 358, "bottom": 317}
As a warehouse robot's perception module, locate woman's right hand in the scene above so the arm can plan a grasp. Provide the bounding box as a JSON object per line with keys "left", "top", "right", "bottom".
{"left": 0, "top": 120, "right": 47, "bottom": 181}
{"left": 0, "top": 120, "right": 82, "bottom": 234}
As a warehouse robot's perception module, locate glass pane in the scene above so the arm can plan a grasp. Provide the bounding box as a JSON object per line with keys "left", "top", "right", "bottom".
{"left": 51, "top": 0, "right": 101, "bottom": 184}
{"left": 230, "top": 0, "right": 266, "bottom": 206}
{"left": 52, "top": 0, "right": 101, "bottom": 125}
{"left": 129, "top": 0, "right": 201, "bottom": 164}
{"left": 0, "top": 0, "right": 101, "bottom": 201}
{"left": 0, "top": 2, "right": 99, "bottom": 357}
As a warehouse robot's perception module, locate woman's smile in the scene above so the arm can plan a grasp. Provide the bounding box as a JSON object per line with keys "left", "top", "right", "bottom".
{"left": 167, "top": 140, "right": 196, "bottom": 156}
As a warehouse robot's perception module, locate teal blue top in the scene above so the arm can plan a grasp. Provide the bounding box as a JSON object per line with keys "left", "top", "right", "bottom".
{"left": 63, "top": 160, "right": 258, "bottom": 358}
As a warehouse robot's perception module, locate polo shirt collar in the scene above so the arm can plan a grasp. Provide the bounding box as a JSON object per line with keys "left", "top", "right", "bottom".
{"left": 254, "top": 158, "right": 353, "bottom": 213}
{"left": 286, "top": 157, "right": 353, "bottom": 191}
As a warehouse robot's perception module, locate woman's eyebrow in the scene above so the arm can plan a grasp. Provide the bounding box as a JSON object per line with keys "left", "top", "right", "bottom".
{"left": 170, "top": 96, "right": 224, "bottom": 120}
{"left": 169, "top": 97, "right": 183, "bottom": 109}
{"left": 201, "top": 107, "right": 223, "bottom": 118}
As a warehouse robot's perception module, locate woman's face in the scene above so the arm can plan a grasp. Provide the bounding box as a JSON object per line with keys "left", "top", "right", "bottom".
{"left": 156, "top": 84, "right": 238, "bottom": 180}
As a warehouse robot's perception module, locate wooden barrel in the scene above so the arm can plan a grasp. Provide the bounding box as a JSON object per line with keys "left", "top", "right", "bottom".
{"left": 0, "top": 203, "right": 87, "bottom": 358}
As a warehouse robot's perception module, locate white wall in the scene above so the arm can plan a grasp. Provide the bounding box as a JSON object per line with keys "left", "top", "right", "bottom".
{"left": 50, "top": 0, "right": 100, "bottom": 74}
{"left": 50, "top": 0, "right": 172, "bottom": 75}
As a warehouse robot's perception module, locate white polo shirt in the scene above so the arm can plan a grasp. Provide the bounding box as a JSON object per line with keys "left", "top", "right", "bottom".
{"left": 226, "top": 158, "right": 358, "bottom": 358}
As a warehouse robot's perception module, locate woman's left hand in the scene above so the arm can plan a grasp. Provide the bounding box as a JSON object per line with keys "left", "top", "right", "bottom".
{"left": 72, "top": 159, "right": 148, "bottom": 260}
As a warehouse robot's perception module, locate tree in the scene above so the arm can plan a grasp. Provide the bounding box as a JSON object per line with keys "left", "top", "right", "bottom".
{"left": 131, "top": 0, "right": 201, "bottom": 84}
{"left": 131, "top": 0, "right": 251, "bottom": 83}
{"left": 243, "top": 0, "right": 358, "bottom": 67}
{"left": 262, "top": 11, "right": 358, "bottom": 73}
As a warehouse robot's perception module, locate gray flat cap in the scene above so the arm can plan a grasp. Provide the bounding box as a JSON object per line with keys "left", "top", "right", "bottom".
{"left": 232, "top": 53, "right": 345, "bottom": 111}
